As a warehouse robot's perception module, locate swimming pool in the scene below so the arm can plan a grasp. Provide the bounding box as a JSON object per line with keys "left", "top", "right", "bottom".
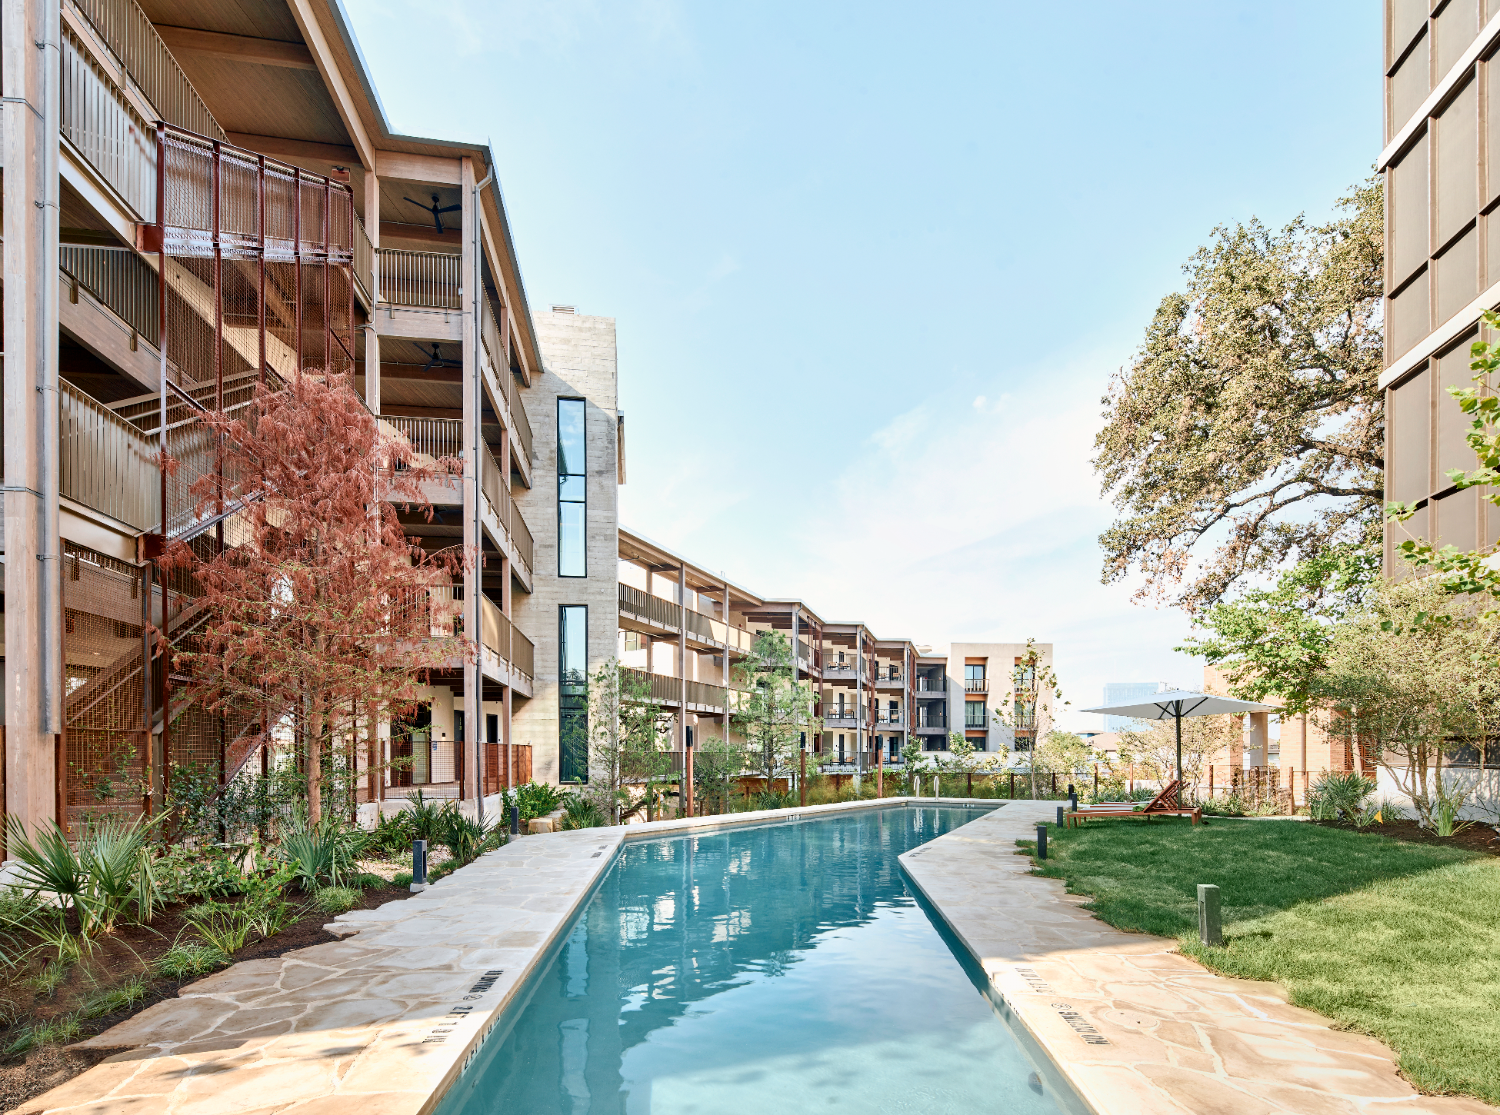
{"left": 438, "top": 805, "right": 1077, "bottom": 1115}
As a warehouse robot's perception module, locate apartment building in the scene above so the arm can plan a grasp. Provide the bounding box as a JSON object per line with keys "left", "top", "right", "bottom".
{"left": 910, "top": 643, "right": 1055, "bottom": 756}
{"left": 0, "top": 0, "right": 620, "bottom": 833}
{"left": 1382, "top": 2, "right": 1500, "bottom": 566}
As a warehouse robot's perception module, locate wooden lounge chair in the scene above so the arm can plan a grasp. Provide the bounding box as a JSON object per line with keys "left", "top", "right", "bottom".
{"left": 1065, "top": 779, "right": 1202, "bottom": 828}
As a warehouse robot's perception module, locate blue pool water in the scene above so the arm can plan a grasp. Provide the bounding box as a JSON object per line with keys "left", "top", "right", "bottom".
{"left": 439, "top": 805, "right": 1075, "bottom": 1115}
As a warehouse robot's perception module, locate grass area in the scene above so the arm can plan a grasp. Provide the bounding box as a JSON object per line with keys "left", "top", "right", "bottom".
{"left": 1022, "top": 818, "right": 1500, "bottom": 1105}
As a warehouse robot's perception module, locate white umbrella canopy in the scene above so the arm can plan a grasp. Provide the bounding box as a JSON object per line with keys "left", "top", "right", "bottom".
{"left": 1079, "top": 690, "right": 1279, "bottom": 784}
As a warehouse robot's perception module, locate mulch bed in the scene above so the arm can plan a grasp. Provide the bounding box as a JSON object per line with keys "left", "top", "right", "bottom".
{"left": 0, "top": 881, "right": 413, "bottom": 1113}
{"left": 1311, "top": 817, "right": 1500, "bottom": 857}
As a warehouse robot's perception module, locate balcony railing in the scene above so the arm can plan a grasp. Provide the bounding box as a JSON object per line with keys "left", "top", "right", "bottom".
{"left": 61, "top": 245, "right": 159, "bottom": 346}
{"left": 965, "top": 679, "right": 989, "bottom": 693}
{"left": 60, "top": 380, "right": 159, "bottom": 531}
{"left": 620, "top": 582, "right": 680, "bottom": 631}
{"left": 915, "top": 678, "right": 946, "bottom": 693}
{"left": 622, "top": 667, "right": 728, "bottom": 711}
{"left": 382, "top": 415, "right": 464, "bottom": 465}
{"left": 60, "top": 27, "right": 156, "bottom": 220}
{"left": 875, "top": 670, "right": 903, "bottom": 684}
{"left": 70, "top": 0, "right": 225, "bottom": 141}
{"left": 379, "top": 248, "right": 461, "bottom": 310}
{"left": 477, "top": 298, "right": 534, "bottom": 467}
{"left": 354, "top": 217, "right": 375, "bottom": 306}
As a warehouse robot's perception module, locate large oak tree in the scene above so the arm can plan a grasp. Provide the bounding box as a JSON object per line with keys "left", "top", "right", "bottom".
{"left": 1095, "top": 179, "right": 1383, "bottom": 613}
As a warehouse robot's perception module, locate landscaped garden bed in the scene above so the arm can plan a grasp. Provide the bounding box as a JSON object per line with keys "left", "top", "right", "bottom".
{"left": 0, "top": 875, "right": 413, "bottom": 1112}
{"left": 1019, "top": 816, "right": 1500, "bottom": 1105}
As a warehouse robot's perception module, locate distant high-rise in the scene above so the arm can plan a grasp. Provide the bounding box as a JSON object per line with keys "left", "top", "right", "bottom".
{"left": 1101, "top": 682, "right": 1169, "bottom": 732}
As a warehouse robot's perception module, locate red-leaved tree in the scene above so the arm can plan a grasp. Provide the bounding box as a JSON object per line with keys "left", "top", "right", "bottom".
{"left": 161, "top": 373, "right": 471, "bottom": 822}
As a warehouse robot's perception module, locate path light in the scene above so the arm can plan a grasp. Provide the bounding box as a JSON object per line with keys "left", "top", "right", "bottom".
{"left": 1068, "top": 783, "right": 1078, "bottom": 812}
{"left": 510, "top": 804, "right": 520, "bottom": 836}
{"left": 1197, "top": 884, "right": 1222, "bottom": 946}
{"left": 1036, "top": 824, "right": 1047, "bottom": 860}
{"left": 1056, "top": 805, "right": 1065, "bottom": 827}
{"left": 412, "top": 838, "right": 428, "bottom": 892}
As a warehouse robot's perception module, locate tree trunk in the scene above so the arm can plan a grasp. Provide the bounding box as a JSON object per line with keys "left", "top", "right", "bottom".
{"left": 308, "top": 687, "right": 324, "bottom": 823}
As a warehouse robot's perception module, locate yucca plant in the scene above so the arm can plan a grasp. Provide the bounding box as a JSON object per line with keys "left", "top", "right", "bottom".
{"left": 4, "top": 814, "right": 160, "bottom": 937}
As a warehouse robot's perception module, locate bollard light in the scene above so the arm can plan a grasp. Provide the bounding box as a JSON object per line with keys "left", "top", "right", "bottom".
{"left": 1035, "top": 824, "right": 1048, "bottom": 860}
{"left": 1197, "top": 884, "right": 1222, "bottom": 947}
{"left": 510, "top": 804, "right": 520, "bottom": 836}
{"left": 411, "top": 838, "right": 428, "bottom": 891}
{"left": 1056, "top": 805, "right": 1065, "bottom": 827}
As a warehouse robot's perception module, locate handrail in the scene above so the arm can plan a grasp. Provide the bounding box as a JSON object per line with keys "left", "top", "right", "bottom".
{"left": 509, "top": 490, "right": 534, "bottom": 572}
{"left": 478, "top": 297, "right": 534, "bottom": 466}
{"left": 379, "top": 248, "right": 461, "bottom": 310}
{"left": 964, "top": 679, "right": 989, "bottom": 693}
{"left": 621, "top": 667, "right": 727, "bottom": 711}
{"left": 354, "top": 217, "right": 375, "bottom": 306}
{"left": 61, "top": 246, "right": 159, "bottom": 345}
{"left": 68, "top": 0, "right": 224, "bottom": 141}
{"left": 512, "top": 625, "right": 535, "bottom": 679}
{"left": 61, "top": 27, "right": 157, "bottom": 220}
{"left": 59, "top": 379, "right": 160, "bottom": 530}
{"left": 619, "top": 582, "right": 681, "bottom": 631}
{"left": 480, "top": 594, "right": 511, "bottom": 663}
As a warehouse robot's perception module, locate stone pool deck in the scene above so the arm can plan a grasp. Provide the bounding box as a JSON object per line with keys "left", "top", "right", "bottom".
{"left": 901, "top": 799, "right": 1498, "bottom": 1115}
{"left": 17, "top": 797, "right": 924, "bottom": 1115}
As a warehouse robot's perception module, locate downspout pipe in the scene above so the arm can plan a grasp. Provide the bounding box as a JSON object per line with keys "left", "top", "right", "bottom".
{"left": 471, "top": 166, "right": 494, "bottom": 822}
{"left": 40, "top": 0, "right": 62, "bottom": 736}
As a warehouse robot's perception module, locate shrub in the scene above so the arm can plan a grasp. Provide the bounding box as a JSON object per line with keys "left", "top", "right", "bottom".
{"left": 348, "top": 872, "right": 386, "bottom": 890}
{"left": 392, "top": 871, "right": 413, "bottom": 888}
{"left": 441, "top": 813, "right": 502, "bottom": 865}
{"left": 313, "top": 886, "right": 360, "bottom": 915}
{"left": 516, "top": 781, "right": 563, "bottom": 821}
{"left": 281, "top": 809, "right": 369, "bottom": 889}
{"left": 155, "top": 844, "right": 248, "bottom": 902}
{"left": 368, "top": 811, "right": 415, "bottom": 858}
{"left": 184, "top": 901, "right": 254, "bottom": 955}
{"left": 4, "top": 815, "right": 161, "bottom": 936}
{"left": 1308, "top": 771, "right": 1376, "bottom": 822}
{"left": 403, "top": 791, "right": 449, "bottom": 842}
{"left": 155, "top": 944, "right": 229, "bottom": 979}
{"left": 753, "top": 790, "right": 794, "bottom": 811}
{"left": 559, "top": 796, "right": 608, "bottom": 830}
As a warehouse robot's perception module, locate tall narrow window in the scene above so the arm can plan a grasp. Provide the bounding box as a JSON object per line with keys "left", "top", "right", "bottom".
{"left": 559, "top": 605, "right": 588, "bottom": 782}
{"left": 558, "top": 398, "right": 587, "bottom": 577}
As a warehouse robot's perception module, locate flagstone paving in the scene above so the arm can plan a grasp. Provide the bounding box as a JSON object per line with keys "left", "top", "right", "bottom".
{"left": 901, "top": 799, "right": 1499, "bottom": 1115}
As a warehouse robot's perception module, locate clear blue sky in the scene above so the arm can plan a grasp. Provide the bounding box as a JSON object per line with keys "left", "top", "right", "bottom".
{"left": 345, "top": 0, "right": 1380, "bottom": 729}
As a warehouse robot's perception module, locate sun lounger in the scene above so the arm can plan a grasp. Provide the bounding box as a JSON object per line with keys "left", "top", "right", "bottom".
{"left": 1064, "top": 779, "right": 1202, "bottom": 827}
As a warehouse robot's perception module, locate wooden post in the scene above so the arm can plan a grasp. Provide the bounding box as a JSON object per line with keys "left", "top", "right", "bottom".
{"left": 1093, "top": 765, "right": 1098, "bottom": 795}
{"left": 1209, "top": 765, "right": 1214, "bottom": 798}
{"left": 1010, "top": 771, "right": 1015, "bottom": 798}
{"left": 799, "top": 746, "right": 807, "bottom": 807}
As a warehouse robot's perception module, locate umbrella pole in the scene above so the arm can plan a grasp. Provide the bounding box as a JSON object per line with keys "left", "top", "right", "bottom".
{"left": 1175, "top": 710, "right": 1183, "bottom": 786}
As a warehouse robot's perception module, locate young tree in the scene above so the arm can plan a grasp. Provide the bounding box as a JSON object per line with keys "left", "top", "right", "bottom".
{"left": 1116, "top": 718, "right": 1236, "bottom": 801}
{"left": 691, "top": 729, "right": 749, "bottom": 817}
{"left": 1312, "top": 576, "right": 1500, "bottom": 828}
{"left": 992, "top": 639, "right": 1068, "bottom": 798}
{"left": 1181, "top": 543, "right": 1380, "bottom": 711}
{"left": 575, "top": 660, "right": 667, "bottom": 824}
{"left": 733, "top": 631, "right": 818, "bottom": 788}
{"left": 1095, "top": 179, "right": 1383, "bottom": 613}
{"left": 163, "top": 373, "right": 468, "bottom": 823}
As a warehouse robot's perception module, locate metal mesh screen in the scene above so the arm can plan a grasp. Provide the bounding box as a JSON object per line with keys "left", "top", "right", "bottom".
{"left": 62, "top": 545, "right": 148, "bottom": 829}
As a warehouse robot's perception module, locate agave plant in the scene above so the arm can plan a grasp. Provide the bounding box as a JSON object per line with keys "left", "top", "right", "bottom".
{"left": 280, "top": 807, "right": 369, "bottom": 889}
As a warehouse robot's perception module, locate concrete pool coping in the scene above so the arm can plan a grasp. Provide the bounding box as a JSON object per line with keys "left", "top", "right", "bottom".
{"left": 901, "top": 799, "right": 1499, "bottom": 1115}
{"left": 18, "top": 795, "right": 970, "bottom": 1115}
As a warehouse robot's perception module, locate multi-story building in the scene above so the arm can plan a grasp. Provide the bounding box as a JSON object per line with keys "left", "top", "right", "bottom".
{"left": 910, "top": 643, "right": 1056, "bottom": 756}
{"left": 0, "top": 0, "right": 623, "bottom": 834}
{"left": 1382, "top": 2, "right": 1500, "bottom": 565}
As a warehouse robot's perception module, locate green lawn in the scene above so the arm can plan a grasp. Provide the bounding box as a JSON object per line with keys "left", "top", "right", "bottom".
{"left": 1023, "top": 818, "right": 1500, "bottom": 1105}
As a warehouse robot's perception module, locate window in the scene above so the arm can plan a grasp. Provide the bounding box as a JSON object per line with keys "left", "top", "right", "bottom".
{"left": 558, "top": 399, "right": 586, "bottom": 577}
{"left": 964, "top": 664, "right": 985, "bottom": 682}
{"left": 965, "top": 701, "right": 987, "bottom": 728}
{"left": 559, "top": 605, "right": 588, "bottom": 782}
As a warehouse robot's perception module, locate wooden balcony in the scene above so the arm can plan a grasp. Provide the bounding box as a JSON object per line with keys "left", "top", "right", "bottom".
{"left": 622, "top": 667, "right": 728, "bottom": 714}
{"left": 59, "top": 380, "right": 159, "bottom": 531}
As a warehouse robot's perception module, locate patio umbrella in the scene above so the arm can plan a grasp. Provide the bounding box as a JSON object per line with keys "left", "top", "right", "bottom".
{"left": 1078, "top": 690, "right": 1278, "bottom": 785}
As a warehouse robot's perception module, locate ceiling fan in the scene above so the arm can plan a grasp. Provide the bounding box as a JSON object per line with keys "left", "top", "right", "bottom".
{"left": 404, "top": 192, "right": 461, "bottom": 234}
{"left": 421, "top": 344, "right": 462, "bottom": 373}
